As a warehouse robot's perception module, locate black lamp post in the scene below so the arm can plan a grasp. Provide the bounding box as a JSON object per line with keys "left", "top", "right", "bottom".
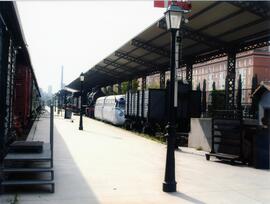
{"left": 54, "top": 96, "right": 56, "bottom": 112}
{"left": 163, "top": 3, "right": 183, "bottom": 193}
{"left": 64, "top": 88, "right": 67, "bottom": 119}
{"left": 79, "top": 72, "right": 85, "bottom": 130}
{"left": 57, "top": 92, "right": 60, "bottom": 115}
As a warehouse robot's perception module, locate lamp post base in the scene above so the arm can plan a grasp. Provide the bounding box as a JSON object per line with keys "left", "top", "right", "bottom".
{"left": 163, "top": 181, "right": 177, "bottom": 192}
{"left": 79, "top": 115, "right": 83, "bottom": 130}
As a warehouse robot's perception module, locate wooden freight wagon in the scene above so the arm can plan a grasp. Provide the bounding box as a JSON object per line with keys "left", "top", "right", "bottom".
{"left": 143, "top": 89, "right": 166, "bottom": 123}
{"left": 13, "top": 64, "right": 32, "bottom": 134}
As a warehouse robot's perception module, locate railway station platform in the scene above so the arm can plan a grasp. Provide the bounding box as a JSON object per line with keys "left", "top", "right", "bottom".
{"left": 1, "top": 108, "right": 270, "bottom": 204}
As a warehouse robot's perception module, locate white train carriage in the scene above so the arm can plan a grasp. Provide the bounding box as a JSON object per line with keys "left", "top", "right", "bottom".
{"left": 94, "top": 97, "right": 105, "bottom": 120}
{"left": 94, "top": 95, "right": 125, "bottom": 125}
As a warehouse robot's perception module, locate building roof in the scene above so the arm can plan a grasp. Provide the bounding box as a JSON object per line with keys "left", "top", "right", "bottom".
{"left": 67, "top": 1, "right": 270, "bottom": 91}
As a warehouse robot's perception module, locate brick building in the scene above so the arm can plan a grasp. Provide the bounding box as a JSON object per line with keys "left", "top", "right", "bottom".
{"left": 143, "top": 47, "right": 270, "bottom": 104}
{"left": 189, "top": 47, "right": 270, "bottom": 91}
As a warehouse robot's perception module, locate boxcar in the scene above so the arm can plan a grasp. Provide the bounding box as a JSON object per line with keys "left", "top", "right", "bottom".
{"left": 13, "top": 64, "right": 32, "bottom": 130}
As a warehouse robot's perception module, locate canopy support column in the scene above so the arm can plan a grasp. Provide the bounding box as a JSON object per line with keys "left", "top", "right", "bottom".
{"left": 186, "top": 62, "right": 193, "bottom": 87}
{"left": 225, "top": 50, "right": 236, "bottom": 110}
{"left": 118, "top": 82, "right": 122, "bottom": 94}
{"left": 160, "top": 71, "right": 165, "bottom": 89}
{"left": 128, "top": 80, "right": 132, "bottom": 91}
{"left": 142, "top": 76, "right": 146, "bottom": 90}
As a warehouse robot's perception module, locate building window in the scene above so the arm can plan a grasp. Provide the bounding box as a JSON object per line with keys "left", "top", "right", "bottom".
{"left": 243, "top": 59, "right": 246, "bottom": 67}
{"left": 239, "top": 60, "right": 243, "bottom": 68}
{"left": 249, "top": 58, "right": 253, "bottom": 65}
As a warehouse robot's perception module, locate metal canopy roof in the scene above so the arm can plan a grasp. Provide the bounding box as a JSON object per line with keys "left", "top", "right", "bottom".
{"left": 68, "top": 1, "right": 270, "bottom": 91}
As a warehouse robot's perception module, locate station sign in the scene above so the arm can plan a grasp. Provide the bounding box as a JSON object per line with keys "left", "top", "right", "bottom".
{"left": 154, "top": 0, "right": 191, "bottom": 10}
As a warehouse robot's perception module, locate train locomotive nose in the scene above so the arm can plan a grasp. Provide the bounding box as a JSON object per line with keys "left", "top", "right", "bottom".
{"left": 114, "top": 108, "right": 125, "bottom": 125}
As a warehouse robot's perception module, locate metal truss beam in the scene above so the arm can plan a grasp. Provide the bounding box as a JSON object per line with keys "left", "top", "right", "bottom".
{"left": 183, "top": 33, "right": 268, "bottom": 76}
{"left": 234, "top": 30, "right": 270, "bottom": 47}
{"left": 115, "top": 51, "right": 163, "bottom": 70}
{"left": 237, "top": 37, "right": 270, "bottom": 53}
{"left": 180, "top": 26, "right": 226, "bottom": 49}
{"left": 160, "top": 71, "right": 165, "bottom": 89}
{"left": 103, "top": 59, "right": 125, "bottom": 71}
{"left": 84, "top": 76, "right": 115, "bottom": 91}
{"left": 142, "top": 76, "right": 146, "bottom": 90}
{"left": 94, "top": 65, "right": 121, "bottom": 79}
{"left": 186, "top": 62, "right": 193, "bottom": 86}
{"left": 185, "top": 36, "right": 269, "bottom": 64}
{"left": 118, "top": 82, "right": 122, "bottom": 94}
{"left": 158, "top": 18, "right": 226, "bottom": 49}
{"left": 229, "top": 1, "right": 270, "bottom": 18}
{"left": 139, "top": 62, "right": 169, "bottom": 79}
{"left": 103, "top": 59, "right": 132, "bottom": 74}
{"left": 131, "top": 39, "right": 169, "bottom": 58}
{"left": 191, "top": 50, "right": 227, "bottom": 64}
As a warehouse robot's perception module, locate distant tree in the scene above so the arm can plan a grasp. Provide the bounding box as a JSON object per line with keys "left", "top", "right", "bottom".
{"left": 112, "top": 84, "right": 119, "bottom": 94}
{"left": 236, "top": 75, "right": 242, "bottom": 110}
{"left": 251, "top": 74, "right": 258, "bottom": 93}
{"left": 212, "top": 81, "right": 217, "bottom": 109}
{"left": 121, "top": 79, "right": 139, "bottom": 94}
{"left": 132, "top": 79, "right": 139, "bottom": 91}
{"left": 121, "top": 81, "right": 128, "bottom": 94}
{"left": 211, "top": 81, "right": 225, "bottom": 111}
{"left": 212, "top": 81, "right": 216, "bottom": 91}
{"left": 148, "top": 80, "right": 160, "bottom": 89}
{"left": 106, "top": 86, "right": 114, "bottom": 95}
{"left": 202, "top": 79, "right": 207, "bottom": 116}
{"left": 196, "top": 83, "right": 201, "bottom": 91}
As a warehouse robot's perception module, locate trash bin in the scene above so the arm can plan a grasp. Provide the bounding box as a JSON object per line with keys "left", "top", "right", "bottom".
{"left": 253, "top": 127, "right": 270, "bottom": 169}
{"left": 65, "top": 109, "right": 72, "bottom": 119}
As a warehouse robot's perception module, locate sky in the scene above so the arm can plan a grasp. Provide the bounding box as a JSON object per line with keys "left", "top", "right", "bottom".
{"left": 16, "top": 1, "right": 164, "bottom": 93}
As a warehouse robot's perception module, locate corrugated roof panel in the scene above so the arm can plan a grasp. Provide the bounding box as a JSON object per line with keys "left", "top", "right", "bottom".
{"left": 182, "top": 39, "right": 198, "bottom": 48}
{"left": 126, "top": 62, "right": 138, "bottom": 68}
{"left": 151, "top": 33, "right": 170, "bottom": 47}
{"left": 187, "top": 1, "right": 217, "bottom": 19}
{"left": 184, "top": 44, "right": 210, "bottom": 56}
{"left": 132, "top": 48, "right": 150, "bottom": 57}
{"left": 114, "top": 57, "right": 130, "bottom": 64}
{"left": 142, "top": 52, "right": 163, "bottom": 61}
{"left": 220, "top": 20, "right": 270, "bottom": 42}
{"left": 203, "top": 12, "right": 260, "bottom": 37}
{"left": 188, "top": 2, "right": 241, "bottom": 30}
{"left": 137, "top": 24, "right": 165, "bottom": 42}
{"left": 119, "top": 42, "right": 136, "bottom": 53}
{"left": 155, "top": 57, "right": 169, "bottom": 64}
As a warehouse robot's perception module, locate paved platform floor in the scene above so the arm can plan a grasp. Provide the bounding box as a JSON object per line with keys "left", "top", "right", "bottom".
{"left": 1, "top": 109, "right": 270, "bottom": 204}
